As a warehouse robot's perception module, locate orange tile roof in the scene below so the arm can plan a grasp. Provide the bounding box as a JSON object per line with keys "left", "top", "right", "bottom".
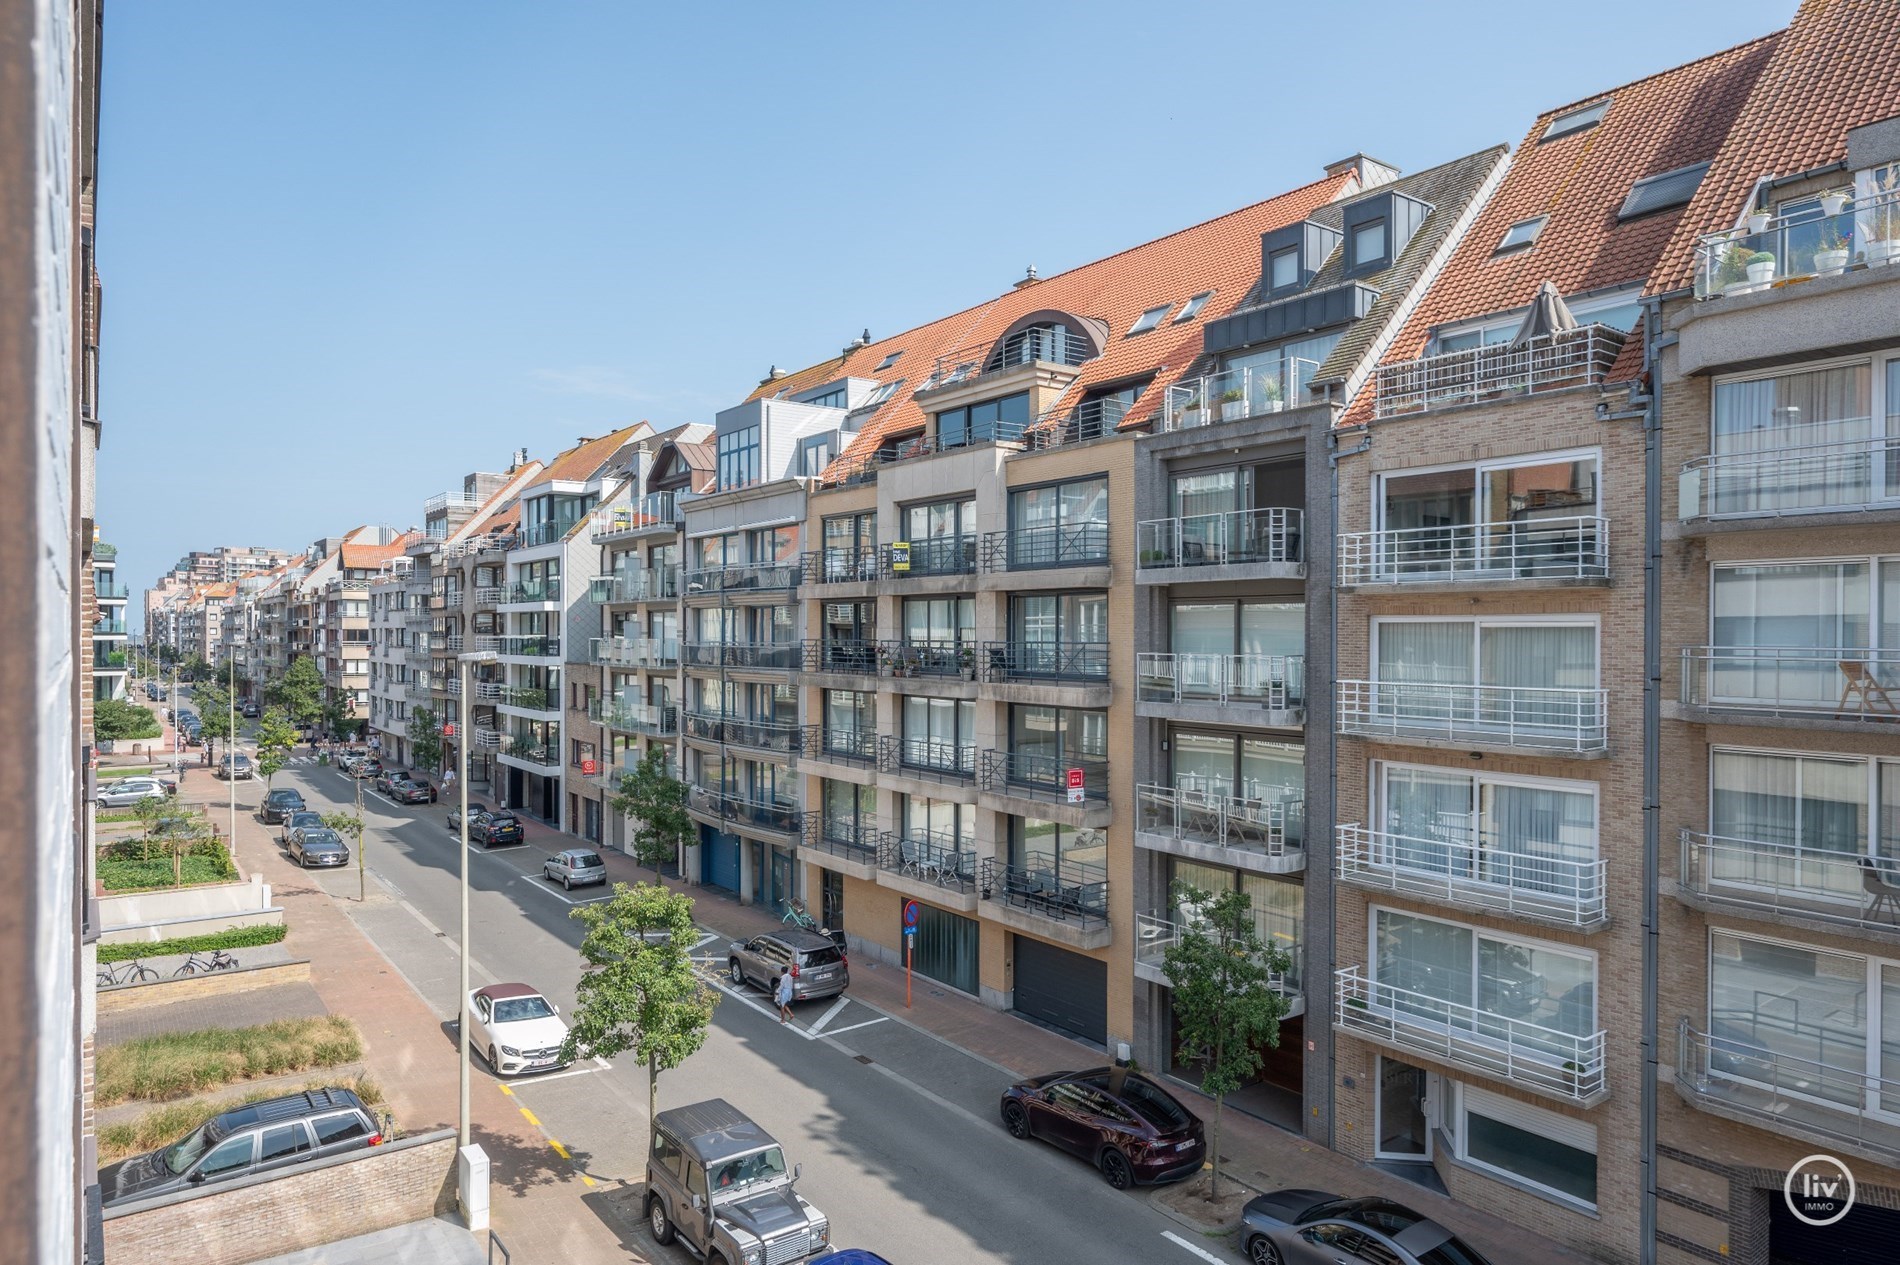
{"left": 540, "top": 425, "right": 646, "bottom": 484}
{"left": 340, "top": 540, "right": 409, "bottom": 570}
{"left": 1652, "top": 0, "right": 1900, "bottom": 294}
{"left": 800, "top": 170, "right": 1358, "bottom": 470}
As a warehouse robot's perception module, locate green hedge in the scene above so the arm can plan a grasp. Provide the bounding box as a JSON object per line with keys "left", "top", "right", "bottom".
{"left": 97, "top": 922, "right": 286, "bottom": 964}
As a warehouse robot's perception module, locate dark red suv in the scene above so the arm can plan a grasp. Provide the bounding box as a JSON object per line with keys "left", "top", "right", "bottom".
{"left": 1000, "top": 1068, "right": 1204, "bottom": 1189}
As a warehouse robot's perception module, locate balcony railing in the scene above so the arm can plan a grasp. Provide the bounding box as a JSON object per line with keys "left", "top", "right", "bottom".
{"left": 1136, "top": 783, "right": 1300, "bottom": 859}
{"left": 1137, "top": 508, "right": 1301, "bottom": 570}
{"left": 471, "top": 726, "right": 502, "bottom": 749}
{"left": 682, "top": 560, "right": 800, "bottom": 595}
{"left": 1374, "top": 324, "right": 1627, "bottom": 419}
{"left": 1693, "top": 189, "right": 1900, "bottom": 300}
{"left": 505, "top": 579, "right": 561, "bottom": 604}
{"left": 494, "top": 635, "right": 561, "bottom": 658}
{"left": 681, "top": 641, "right": 799, "bottom": 672}
{"left": 613, "top": 700, "right": 677, "bottom": 736}
{"left": 875, "top": 639, "right": 973, "bottom": 679}
{"left": 589, "top": 493, "right": 681, "bottom": 541}
{"left": 472, "top": 587, "right": 504, "bottom": 609}
{"left": 1136, "top": 911, "right": 1301, "bottom": 994}
{"left": 803, "top": 816, "right": 878, "bottom": 864}
{"left": 1336, "top": 966, "right": 1607, "bottom": 1104}
{"left": 979, "top": 522, "right": 1110, "bottom": 573}
{"left": 1679, "top": 829, "right": 1900, "bottom": 935}
{"left": 803, "top": 546, "right": 879, "bottom": 585}
{"left": 1337, "top": 824, "right": 1607, "bottom": 928}
{"left": 592, "top": 635, "right": 680, "bottom": 670}
{"left": 798, "top": 725, "right": 877, "bottom": 768}
{"left": 1338, "top": 516, "right": 1609, "bottom": 585}
{"left": 881, "top": 535, "right": 978, "bottom": 579}
{"left": 876, "top": 830, "right": 977, "bottom": 892}
{"left": 980, "top": 857, "right": 1107, "bottom": 925}
{"left": 589, "top": 568, "right": 681, "bottom": 604}
{"left": 1681, "top": 427, "right": 1900, "bottom": 520}
{"left": 1337, "top": 680, "right": 1609, "bottom": 753}
{"left": 688, "top": 786, "right": 803, "bottom": 837}
{"left": 517, "top": 520, "right": 578, "bottom": 549}
{"left": 800, "top": 639, "right": 880, "bottom": 676}
{"left": 1163, "top": 359, "right": 1319, "bottom": 430}
{"left": 1675, "top": 1017, "right": 1900, "bottom": 1163}
{"left": 1137, "top": 653, "right": 1303, "bottom": 710}
{"left": 423, "top": 491, "right": 483, "bottom": 515}
{"left": 878, "top": 735, "right": 976, "bottom": 782}
{"left": 1679, "top": 646, "right": 1900, "bottom": 723}
{"left": 681, "top": 711, "right": 801, "bottom": 755}
{"left": 979, "top": 750, "right": 1108, "bottom": 803}
{"left": 923, "top": 324, "right": 1093, "bottom": 392}
{"left": 504, "top": 735, "right": 558, "bottom": 766}
{"left": 405, "top": 607, "right": 433, "bottom": 625}
{"left": 497, "top": 686, "right": 553, "bottom": 711}
{"left": 980, "top": 641, "right": 1109, "bottom": 684}
{"left": 1022, "top": 396, "right": 1130, "bottom": 451}
{"left": 93, "top": 579, "right": 130, "bottom": 600}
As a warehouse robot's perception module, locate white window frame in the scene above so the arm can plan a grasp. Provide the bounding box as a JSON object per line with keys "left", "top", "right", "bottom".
{"left": 1707, "top": 742, "right": 1900, "bottom": 858}
{"left": 1450, "top": 1081, "right": 1598, "bottom": 1211}
{"left": 1367, "top": 903, "right": 1601, "bottom": 1032}
{"left": 1128, "top": 304, "right": 1171, "bottom": 336}
{"left": 1430, "top": 288, "right": 1641, "bottom": 352}
{"left": 1368, "top": 613, "right": 1603, "bottom": 690}
{"left": 1543, "top": 99, "right": 1611, "bottom": 141}
{"left": 1174, "top": 291, "right": 1213, "bottom": 323}
{"left": 1495, "top": 215, "right": 1548, "bottom": 253}
{"left": 1708, "top": 349, "right": 1899, "bottom": 469}
{"left": 1371, "top": 758, "right": 1601, "bottom": 862}
{"left": 1371, "top": 446, "right": 1604, "bottom": 536}
{"left": 1706, "top": 552, "right": 1898, "bottom": 649}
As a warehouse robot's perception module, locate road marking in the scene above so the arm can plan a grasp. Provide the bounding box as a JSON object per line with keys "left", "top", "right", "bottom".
{"left": 813, "top": 1017, "right": 889, "bottom": 1038}
{"left": 1161, "top": 1231, "right": 1229, "bottom": 1265}
{"left": 548, "top": 1138, "right": 571, "bottom": 1159}
{"left": 501, "top": 1064, "right": 606, "bottom": 1087}
{"left": 512, "top": 875, "right": 616, "bottom": 907}
{"left": 497, "top": 1084, "right": 513, "bottom": 1097}
{"left": 518, "top": 1106, "right": 542, "bottom": 1128}
{"left": 496, "top": 1080, "right": 598, "bottom": 1189}
{"left": 805, "top": 998, "right": 850, "bottom": 1035}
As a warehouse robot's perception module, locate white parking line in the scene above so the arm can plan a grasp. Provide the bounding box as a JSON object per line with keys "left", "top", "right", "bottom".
{"left": 1161, "top": 1231, "right": 1230, "bottom": 1265}
{"left": 813, "top": 1017, "right": 889, "bottom": 1038}
{"left": 513, "top": 876, "right": 615, "bottom": 907}
{"left": 805, "top": 997, "right": 850, "bottom": 1035}
{"left": 501, "top": 1062, "right": 611, "bottom": 1088}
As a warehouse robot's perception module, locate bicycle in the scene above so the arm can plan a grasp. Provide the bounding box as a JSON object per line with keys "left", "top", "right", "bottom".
{"left": 173, "top": 948, "right": 240, "bottom": 976}
{"left": 781, "top": 898, "right": 818, "bottom": 931}
{"left": 97, "top": 959, "right": 158, "bottom": 986}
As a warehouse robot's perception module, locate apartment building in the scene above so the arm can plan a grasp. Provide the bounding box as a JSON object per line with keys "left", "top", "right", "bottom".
{"left": 315, "top": 533, "right": 405, "bottom": 723}
{"left": 165, "top": 545, "right": 296, "bottom": 586}
{"left": 91, "top": 533, "right": 127, "bottom": 700}
{"left": 367, "top": 556, "right": 418, "bottom": 762}
{"left": 1323, "top": 36, "right": 1778, "bottom": 1261}
{"left": 1641, "top": 4, "right": 1900, "bottom": 1261}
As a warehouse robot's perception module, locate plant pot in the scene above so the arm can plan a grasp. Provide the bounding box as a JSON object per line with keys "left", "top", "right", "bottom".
{"left": 1821, "top": 193, "right": 1850, "bottom": 216}
{"left": 1265, "top": 400, "right": 1284, "bottom": 413}
{"left": 1746, "top": 261, "right": 1775, "bottom": 284}
{"left": 1220, "top": 402, "right": 1247, "bottom": 422}
{"left": 1180, "top": 408, "right": 1206, "bottom": 429}
{"left": 1868, "top": 238, "right": 1900, "bottom": 266}
{"left": 1747, "top": 212, "right": 1771, "bottom": 234}
{"left": 1814, "top": 248, "right": 1849, "bottom": 273}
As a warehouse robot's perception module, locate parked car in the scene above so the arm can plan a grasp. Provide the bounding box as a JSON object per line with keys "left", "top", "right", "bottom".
{"left": 216, "top": 753, "right": 253, "bottom": 780}
{"left": 644, "top": 1098, "right": 831, "bottom": 1265}
{"left": 726, "top": 929, "right": 849, "bottom": 1002}
{"left": 240, "top": 701, "right": 260, "bottom": 718}
{"left": 96, "top": 778, "right": 168, "bottom": 809}
{"left": 280, "top": 810, "right": 326, "bottom": 846}
{"left": 389, "top": 777, "right": 435, "bottom": 805}
{"left": 371, "top": 768, "right": 407, "bottom": 795}
{"left": 260, "top": 788, "right": 306, "bottom": 823}
{"left": 1239, "top": 1191, "right": 1495, "bottom": 1265}
{"left": 98, "top": 1086, "right": 382, "bottom": 1208}
{"left": 811, "top": 1254, "right": 894, "bottom": 1265}
{"left": 999, "top": 1068, "right": 1204, "bottom": 1189}
{"left": 350, "top": 758, "right": 383, "bottom": 780}
{"left": 289, "top": 827, "right": 350, "bottom": 869}
{"left": 465, "top": 983, "right": 570, "bottom": 1076}
{"left": 182, "top": 730, "right": 204, "bottom": 748}
{"left": 445, "top": 802, "right": 490, "bottom": 832}
{"left": 447, "top": 806, "right": 523, "bottom": 846}
{"left": 543, "top": 849, "right": 606, "bottom": 890}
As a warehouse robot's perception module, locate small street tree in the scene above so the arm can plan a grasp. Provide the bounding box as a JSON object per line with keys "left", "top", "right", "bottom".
{"left": 608, "top": 746, "right": 691, "bottom": 873}
{"left": 94, "top": 697, "right": 162, "bottom": 742}
{"left": 558, "top": 882, "right": 717, "bottom": 1157}
{"left": 407, "top": 707, "right": 443, "bottom": 774}
{"left": 265, "top": 655, "right": 325, "bottom": 731}
{"left": 254, "top": 708, "right": 298, "bottom": 786}
{"left": 193, "top": 677, "right": 234, "bottom": 761}
{"left": 322, "top": 806, "right": 369, "bottom": 901}
{"left": 1161, "top": 882, "right": 1292, "bottom": 1203}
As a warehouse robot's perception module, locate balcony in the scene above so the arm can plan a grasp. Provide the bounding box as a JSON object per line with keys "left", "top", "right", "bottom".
{"left": 800, "top": 639, "right": 881, "bottom": 677}
{"left": 798, "top": 725, "right": 878, "bottom": 769}
{"left": 920, "top": 324, "right": 1094, "bottom": 394}
{"left": 1338, "top": 517, "right": 1609, "bottom": 586}
{"left": 404, "top": 645, "right": 433, "bottom": 666}
{"left": 92, "top": 542, "right": 118, "bottom": 562}
{"left": 883, "top": 535, "right": 979, "bottom": 580}
{"left": 1680, "top": 426, "right": 1900, "bottom": 522}
{"left": 1335, "top": 966, "right": 1607, "bottom": 1106}
{"left": 1162, "top": 359, "right": 1318, "bottom": 431}
{"left": 1336, "top": 824, "right": 1608, "bottom": 931}
{"left": 1135, "top": 911, "right": 1302, "bottom": 1004}
{"left": 1374, "top": 325, "right": 1627, "bottom": 419}
{"left": 590, "top": 568, "right": 679, "bottom": 604}
{"left": 504, "top": 735, "right": 558, "bottom": 767}
{"left": 1337, "top": 680, "right": 1609, "bottom": 754}
{"left": 688, "top": 786, "right": 803, "bottom": 839}
{"left": 979, "top": 750, "right": 1108, "bottom": 803}
{"left": 493, "top": 635, "right": 561, "bottom": 659}
{"left": 681, "top": 641, "right": 798, "bottom": 672}
{"left": 802, "top": 546, "right": 879, "bottom": 586}
{"left": 1136, "top": 508, "right": 1302, "bottom": 577}
{"left": 472, "top": 586, "right": 503, "bottom": 609}
{"left": 682, "top": 561, "right": 800, "bottom": 596}
{"left": 802, "top": 816, "right": 879, "bottom": 868}
{"left": 405, "top": 607, "right": 433, "bottom": 625}
{"left": 680, "top": 712, "right": 801, "bottom": 756}
{"left": 423, "top": 490, "right": 483, "bottom": 516}
{"left": 980, "top": 523, "right": 1109, "bottom": 574}
{"left": 1693, "top": 189, "right": 1900, "bottom": 301}
{"left": 589, "top": 493, "right": 681, "bottom": 542}
{"left": 470, "top": 726, "right": 501, "bottom": 750}
{"left": 980, "top": 857, "right": 1107, "bottom": 925}
{"left": 1674, "top": 1018, "right": 1900, "bottom": 1168}
{"left": 593, "top": 635, "right": 679, "bottom": 670}
{"left": 443, "top": 634, "right": 465, "bottom": 654}
{"left": 980, "top": 641, "right": 1108, "bottom": 685}
{"left": 876, "top": 830, "right": 977, "bottom": 894}
{"left": 878, "top": 735, "right": 977, "bottom": 784}
{"left": 94, "top": 578, "right": 130, "bottom": 600}
{"left": 1137, "top": 653, "right": 1303, "bottom": 719}
{"left": 516, "top": 521, "right": 577, "bottom": 549}
{"left": 1136, "top": 783, "right": 1303, "bottom": 874}
{"left": 589, "top": 698, "right": 677, "bottom": 737}
{"left": 1678, "top": 646, "right": 1900, "bottom": 726}
{"left": 497, "top": 686, "right": 555, "bottom": 712}
{"left": 1677, "top": 830, "right": 1900, "bottom": 945}
{"left": 504, "top": 578, "right": 561, "bottom": 605}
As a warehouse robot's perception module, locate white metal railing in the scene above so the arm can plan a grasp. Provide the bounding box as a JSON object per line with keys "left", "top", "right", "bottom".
{"left": 1338, "top": 516, "right": 1609, "bottom": 585}
{"left": 1680, "top": 646, "right": 1900, "bottom": 722}
{"left": 589, "top": 567, "right": 680, "bottom": 603}
{"left": 1136, "top": 909, "right": 1301, "bottom": 994}
{"left": 1136, "top": 783, "right": 1300, "bottom": 858}
{"left": 1679, "top": 829, "right": 1900, "bottom": 933}
{"left": 589, "top": 493, "right": 681, "bottom": 541}
{"left": 592, "top": 635, "right": 680, "bottom": 670}
{"left": 474, "top": 681, "right": 502, "bottom": 702}
{"left": 1137, "top": 507, "right": 1302, "bottom": 569}
{"left": 1694, "top": 187, "right": 1900, "bottom": 300}
{"left": 1337, "top": 824, "right": 1607, "bottom": 928}
{"left": 471, "top": 726, "right": 501, "bottom": 750}
{"left": 423, "top": 491, "right": 483, "bottom": 515}
{"left": 1136, "top": 653, "right": 1304, "bottom": 710}
{"left": 1676, "top": 1018, "right": 1900, "bottom": 1161}
{"left": 1162, "top": 358, "right": 1318, "bottom": 430}
{"left": 1374, "top": 325, "right": 1626, "bottom": 419}
{"left": 1337, "top": 680, "right": 1609, "bottom": 752}
{"left": 1681, "top": 425, "right": 1900, "bottom": 520}
{"left": 1336, "top": 966, "right": 1606, "bottom": 1103}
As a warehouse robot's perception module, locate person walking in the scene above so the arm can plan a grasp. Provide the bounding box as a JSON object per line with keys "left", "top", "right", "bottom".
{"left": 774, "top": 970, "right": 794, "bottom": 1024}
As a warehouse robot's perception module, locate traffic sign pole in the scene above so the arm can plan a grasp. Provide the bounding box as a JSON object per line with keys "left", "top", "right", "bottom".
{"left": 903, "top": 900, "right": 919, "bottom": 1008}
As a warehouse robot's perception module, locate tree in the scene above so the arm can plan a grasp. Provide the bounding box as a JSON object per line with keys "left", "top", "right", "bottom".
{"left": 177, "top": 653, "right": 212, "bottom": 682}
{"left": 95, "top": 697, "right": 162, "bottom": 742}
{"left": 558, "top": 882, "right": 717, "bottom": 1158}
{"left": 609, "top": 746, "right": 691, "bottom": 872}
{"left": 322, "top": 807, "right": 368, "bottom": 901}
{"left": 193, "top": 677, "right": 235, "bottom": 760}
{"left": 1161, "top": 883, "right": 1292, "bottom": 1203}
{"left": 321, "top": 698, "right": 363, "bottom": 741}
{"left": 265, "top": 655, "right": 325, "bottom": 731}
{"left": 407, "top": 707, "right": 442, "bottom": 774}
{"left": 254, "top": 708, "right": 298, "bottom": 786}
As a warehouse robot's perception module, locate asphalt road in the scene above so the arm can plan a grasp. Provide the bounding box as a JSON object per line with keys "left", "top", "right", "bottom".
{"left": 266, "top": 758, "right": 1240, "bottom": 1265}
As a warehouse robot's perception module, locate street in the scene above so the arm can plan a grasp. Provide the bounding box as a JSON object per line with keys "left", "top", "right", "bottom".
{"left": 263, "top": 752, "right": 1242, "bottom": 1265}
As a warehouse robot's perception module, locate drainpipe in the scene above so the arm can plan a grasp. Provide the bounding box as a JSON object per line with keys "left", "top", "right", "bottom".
{"left": 1639, "top": 294, "right": 1665, "bottom": 1265}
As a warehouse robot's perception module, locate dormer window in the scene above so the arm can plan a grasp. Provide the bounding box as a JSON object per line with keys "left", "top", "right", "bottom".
{"left": 1270, "top": 249, "right": 1299, "bottom": 291}
{"left": 1129, "top": 305, "right": 1171, "bottom": 335}
{"left": 1351, "top": 221, "right": 1387, "bottom": 269}
{"left": 1174, "top": 292, "right": 1213, "bottom": 323}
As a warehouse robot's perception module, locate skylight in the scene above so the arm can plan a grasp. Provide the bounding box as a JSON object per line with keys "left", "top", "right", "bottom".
{"left": 1128, "top": 304, "right": 1171, "bottom": 335}
{"left": 1495, "top": 216, "right": 1548, "bottom": 253}
{"left": 1542, "top": 99, "right": 1610, "bottom": 142}
{"left": 1173, "top": 292, "right": 1213, "bottom": 323}
{"left": 859, "top": 379, "right": 902, "bottom": 409}
{"left": 1617, "top": 161, "right": 1711, "bottom": 220}
{"left": 877, "top": 351, "right": 902, "bottom": 371}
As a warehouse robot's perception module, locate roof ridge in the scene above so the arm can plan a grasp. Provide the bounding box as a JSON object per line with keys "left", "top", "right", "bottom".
{"left": 1533, "top": 28, "right": 1785, "bottom": 122}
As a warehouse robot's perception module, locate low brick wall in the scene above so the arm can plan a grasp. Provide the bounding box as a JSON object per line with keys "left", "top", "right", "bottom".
{"left": 102, "top": 1130, "right": 458, "bottom": 1265}
{"left": 97, "top": 959, "right": 310, "bottom": 1014}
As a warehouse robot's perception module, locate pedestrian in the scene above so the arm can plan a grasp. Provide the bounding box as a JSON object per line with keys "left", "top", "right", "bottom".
{"left": 774, "top": 969, "right": 794, "bottom": 1024}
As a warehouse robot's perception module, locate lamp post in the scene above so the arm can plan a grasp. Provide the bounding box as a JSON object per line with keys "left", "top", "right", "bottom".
{"left": 229, "top": 652, "right": 238, "bottom": 857}
{"left": 455, "top": 648, "right": 499, "bottom": 1152}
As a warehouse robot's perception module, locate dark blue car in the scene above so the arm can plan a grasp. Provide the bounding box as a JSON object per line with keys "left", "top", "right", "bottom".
{"left": 811, "top": 1253, "right": 895, "bottom": 1265}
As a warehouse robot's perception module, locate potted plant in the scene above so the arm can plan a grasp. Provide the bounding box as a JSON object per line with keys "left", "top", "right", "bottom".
{"left": 1868, "top": 200, "right": 1900, "bottom": 266}
{"left": 1219, "top": 387, "right": 1247, "bottom": 422}
{"left": 1814, "top": 225, "right": 1851, "bottom": 273}
{"left": 1261, "top": 376, "right": 1285, "bottom": 413}
{"left": 1178, "top": 394, "right": 1206, "bottom": 428}
{"left": 1747, "top": 209, "right": 1772, "bottom": 234}
{"left": 1820, "top": 190, "right": 1851, "bottom": 217}
{"left": 1714, "top": 241, "right": 1754, "bottom": 293}
{"left": 1745, "top": 250, "right": 1776, "bottom": 284}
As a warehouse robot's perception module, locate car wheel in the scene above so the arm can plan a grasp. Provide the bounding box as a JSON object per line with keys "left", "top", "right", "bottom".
{"left": 488, "top": 1045, "right": 500, "bottom": 1072}
{"left": 1246, "top": 1234, "right": 1283, "bottom": 1265}
{"left": 1099, "top": 1148, "right": 1134, "bottom": 1190}
{"left": 729, "top": 959, "right": 745, "bottom": 986}
{"left": 563, "top": 875, "right": 572, "bottom": 891}
{"left": 1001, "top": 1100, "right": 1031, "bottom": 1139}
{"left": 647, "top": 1195, "right": 675, "bottom": 1245}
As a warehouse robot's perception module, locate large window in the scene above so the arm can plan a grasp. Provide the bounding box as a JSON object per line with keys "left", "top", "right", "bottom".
{"left": 1375, "top": 762, "right": 1598, "bottom": 898}
{"left": 901, "top": 697, "right": 974, "bottom": 773}
{"left": 1009, "top": 706, "right": 1106, "bottom": 788}
{"left": 824, "top": 690, "right": 873, "bottom": 741}
{"left": 1372, "top": 618, "right": 1599, "bottom": 734}
{"left": 1703, "top": 355, "right": 1900, "bottom": 515}
{"left": 1706, "top": 557, "right": 1900, "bottom": 706}
{"left": 1705, "top": 747, "right": 1900, "bottom": 904}
{"left": 1376, "top": 452, "right": 1601, "bottom": 577}
{"left": 1219, "top": 331, "right": 1341, "bottom": 409}
{"left": 936, "top": 391, "right": 1029, "bottom": 449}
{"left": 717, "top": 425, "right": 761, "bottom": 491}
{"left": 904, "top": 597, "right": 972, "bottom": 646}
{"left": 901, "top": 498, "right": 978, "bottom": 575}
{"left": 1008, "top": 477, "right": 1109, "bottom": 568}
{"left": 1170, "top": 732, "right": 1304, "bottom": 843}
{"left": 819, "top": 778, "right": 875, "bottom": 843}
{"left": 1453, "top": 1083, "right": 1597, "bottom": 1209}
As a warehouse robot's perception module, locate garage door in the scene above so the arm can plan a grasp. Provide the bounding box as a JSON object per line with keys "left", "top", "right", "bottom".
{"left": 1014, "top": 936, "right": 1106, "bottom": 1045}
{"left": 700, "top": 825, "right": 741, "bottom": 893}
{"left": 1771, "top": 1194, "right": 1900, "bottom": 1265}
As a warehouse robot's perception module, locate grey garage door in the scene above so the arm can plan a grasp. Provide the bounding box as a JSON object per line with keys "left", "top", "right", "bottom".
{"left": 1013, "top": 936, "right": 1106, "bottom": 1045}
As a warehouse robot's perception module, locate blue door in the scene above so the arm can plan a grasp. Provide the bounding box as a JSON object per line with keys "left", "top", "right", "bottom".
{"left": 701, "top": 825, "right": 741, "bottom": 892}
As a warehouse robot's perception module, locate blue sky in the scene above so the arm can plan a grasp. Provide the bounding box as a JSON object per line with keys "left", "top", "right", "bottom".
{"left": 101, "top": 0, "right": 1792, "bottom": 628}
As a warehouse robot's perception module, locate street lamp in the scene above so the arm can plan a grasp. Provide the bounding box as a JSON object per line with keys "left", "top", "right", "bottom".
{"left": 455, "top": 648, "right": 499, "bottom": 1153}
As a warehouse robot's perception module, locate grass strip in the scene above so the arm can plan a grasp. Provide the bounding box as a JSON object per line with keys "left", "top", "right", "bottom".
{"left": 97, "top": 1074, "right": 386, "bottom": 1163}
{"left": 97, "top": 923, "right": 286, "bottom": 964}
{"left": 96, "top": 1015, "right": 363, "bottom": 1106}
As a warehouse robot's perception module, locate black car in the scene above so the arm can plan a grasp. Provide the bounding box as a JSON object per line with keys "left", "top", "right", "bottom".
{"left": 1239, "top": 1191, "right": 1495, "bottom": 1265}
{"left": 288, "top": 827, "right": 350, "bottom": 868}
{"left": 999, "top": 1069, "right": 1204, "bottom": 1189}
{"left": 473, "top": 811, "right": 524, "bottom": 846}
{"left": 99, "top": 1087, "right": 381, "bottom": 1208}
{"left": 261, "top": 788, "right": 306, "bottom": 823}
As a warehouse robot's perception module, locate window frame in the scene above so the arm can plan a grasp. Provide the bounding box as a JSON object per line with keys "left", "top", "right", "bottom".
{"left": 1128, "top": 304, "right": 1171, "bottom": 336}
{"left": 1371, "top": 446, "right": 1605, "bottom": 536}
{"left": 1368, "top": 903, "right": 1601, "bottom": 1037}
{"left": 1449, "top": 1081, "right": 1598, "bottom": 1211}
{"left": 1174, "top": 291, "right": 1214, "bottom": 323}
{"left": 1541, "top": 99, "right": 1611, "bottom": 142}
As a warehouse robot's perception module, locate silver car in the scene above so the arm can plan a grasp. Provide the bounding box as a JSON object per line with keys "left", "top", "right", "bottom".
{"left": 1240, "top": 1190, "right": 1494, "bottom": 1265}
{"left": 288, "top": 827, "right": 350, "bottom": 869}
{"left": 726, "top": 929, "right": 849, "bottom": 1002}
{"left": 542, "top": 849, "right": 606, "bottom": 890}
{"left": 96, "top": 778, "right": 167, "bottom": 809}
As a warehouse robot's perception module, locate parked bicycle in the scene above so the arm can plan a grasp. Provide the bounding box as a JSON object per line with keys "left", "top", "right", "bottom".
{"left": 172, "top": 948, "right": 239, "bottom": 976}
{"left": 97, "top": 959, "right": 157, "bottom": 986}
{"left": 781, "top": 897, "right": 818, "bottom": 931}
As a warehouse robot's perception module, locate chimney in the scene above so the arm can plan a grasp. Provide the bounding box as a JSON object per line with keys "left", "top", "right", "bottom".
{"left": 1323, "top": 153, "right": 1401, "bottom": 191}
{"left": 1013, "top": 264, "right": 1040, "bottom": 290}
{"left": 759, "top": 365, "right": 786, "bottom": 387}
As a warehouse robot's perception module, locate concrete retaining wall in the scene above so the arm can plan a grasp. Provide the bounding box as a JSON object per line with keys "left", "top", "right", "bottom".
{"left": 96, "top": 959, "right": 310, "bottom": 1014}
{"left": 99, "top": 873, "right": 281, "bottom": 944}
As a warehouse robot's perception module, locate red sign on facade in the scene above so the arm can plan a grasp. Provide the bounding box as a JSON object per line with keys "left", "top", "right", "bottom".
{"left": 1066, "top": 766, "right": 1085, "bottom": 805}
{"left": 580, "top": 759, "right": 599, "bottom": 776}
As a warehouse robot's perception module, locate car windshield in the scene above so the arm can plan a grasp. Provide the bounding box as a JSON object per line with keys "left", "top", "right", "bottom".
{"left": 1115, "top": 1076, "right": 1193, "bottom": 1131}
{"left": 710, "top": 1145, "right": 787, "bottom": 1196}
{"left": 493, "top": 996, "right": 555, "bottom": 1024}
{"left": 1304, "top": 1199, "right": 1422, "bottom": 1234}
{"left": 799, "top": 946, "right": 843, "bottom": 967}
{"left": 289, "top": 813, "right": 321, "bottom": 826}
{"left": 572, "top": 854, "right": 602, "bottom": 868}
{"left": 490, "top": 815, "right": 519, "bottom": 826}
{"left": 163, "top": 1122, "right": 220, "bottom": 1174}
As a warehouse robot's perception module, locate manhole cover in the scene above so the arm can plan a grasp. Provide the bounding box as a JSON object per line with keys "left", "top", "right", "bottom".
{"left": 853, "top": 1055, "right": 874, "bottom": 1065}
